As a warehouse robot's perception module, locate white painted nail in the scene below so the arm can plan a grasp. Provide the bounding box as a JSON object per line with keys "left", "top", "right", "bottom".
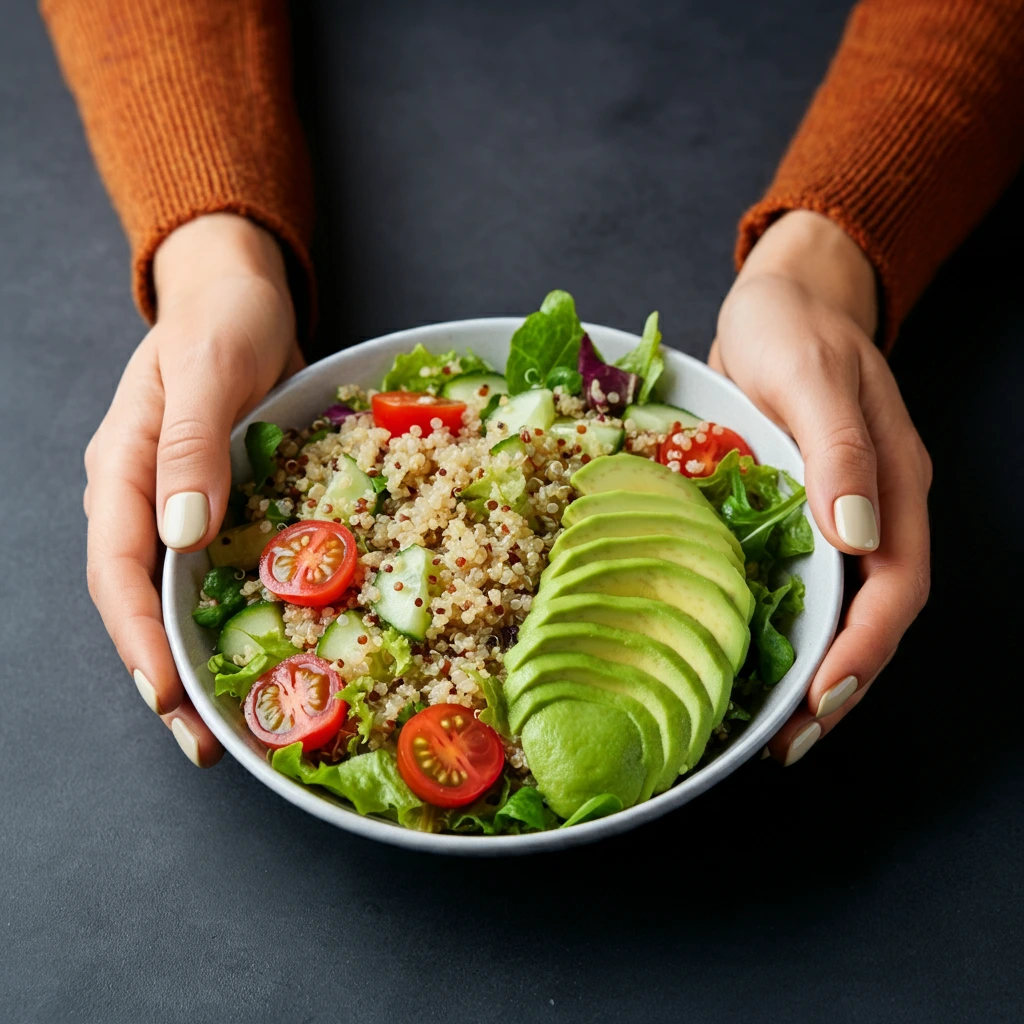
{"left": 161, "top": 491, "right": 209, "bottom": 549}
{"left": 833, "top": 495, "right": 879, "bottom": 551}
{"left": 816, "top": 675, "right": 858, "bottom": 719}
{"left": 783, "top": 722, "right": 822, "bottom": 767}
{"left": 171, "top": 718, "right": 202, "bottom": 767}
{"left": 133, "top": 669, "right": 161, "bottom": 715}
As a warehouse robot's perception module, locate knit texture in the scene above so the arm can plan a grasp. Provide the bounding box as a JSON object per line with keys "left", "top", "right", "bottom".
{"left": 41, "top": 0, "right": 315, "bottom": 332}
{"left": 737, "top": 0, "right": 1024, "bottom": 347}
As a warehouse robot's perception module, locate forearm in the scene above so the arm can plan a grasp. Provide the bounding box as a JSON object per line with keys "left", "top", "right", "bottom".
{"left": 41, "top": 0, "right": 314, "bottom": 329}
{"left": 737, "top": 0, "right": 1024, "bottom": 347}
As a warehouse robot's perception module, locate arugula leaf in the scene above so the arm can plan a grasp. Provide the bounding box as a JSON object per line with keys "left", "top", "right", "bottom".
{"left": 381, "top": 344, "right": 489, "bottom": 393}
{"left": 370, "top": 473, "right": 389, "bottom": 494}
{"left": 381, "top": 628, "right": 412, "bottom": 677}
{"left": 303, "top": 428, "right": 331, "bottom": 447}
{"left": 747, "top": 574, "right": 806, "bottom": 685}
{"left": 772, "top": 506, "right": 815, "bottom": 558}
{"left": 561, "top": 793, "right": 624, "bottom": 828}
{"left": 191, "top": 567, "right": 247, "bottom": 630}
{"left": 272, "top": 744, "right": 424, "bottom": 828}
{"left": 494, "top": 786, "right": 555, "bottom": 832}
{"left": 725, "top": 701, "right": 752, "bottom": 722}
{"left": 545, "top": 365, "right": 583, "bottom": 394}
{"left": 504, "top": 290, "right": 584, "bottom": 395}
{"left": 616, "top": 311, "right": 663, "bottom": 403}
{"left": 449, "top": 780, "right": 556, "bottom": 835}
{"left": 244, "top": 422, "right": 284, "bottom": 489}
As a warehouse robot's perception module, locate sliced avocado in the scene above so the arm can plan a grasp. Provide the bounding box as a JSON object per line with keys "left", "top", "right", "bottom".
{"left": 208, "top": 521, "right": 272, "bottom": 571}
{"left": 524, "top": 594, "right": 735, "bottom": 726}
{"left": 532, "top": 558, "right": 750, "bottom": 672}
{"left": 549, "top": 510, "right": 744, "bottom": 574}
{"left": 505, "top": 652, "right": 688, "bottom": 794}
{"left": 570, "top": 453, "right": 713, "bottom": 510}
{"left": 505, "top": 623, "right": 712, "bottom": 770}
{"left": 543, "top": 535, "right": 754, "bottom": 623}
{"left": 508, "top": 681, "right": 662, "bottom": 805}
{"left": 519, "top": 700, "right": 646, "bottom": 819}
{"left": 562, "top": 490, "right": 744, "bottom": 564}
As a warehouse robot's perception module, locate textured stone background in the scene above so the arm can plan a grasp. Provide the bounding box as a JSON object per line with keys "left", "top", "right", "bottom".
{"left": 2, "top": 2, "right": 1021, "bottom": 1020}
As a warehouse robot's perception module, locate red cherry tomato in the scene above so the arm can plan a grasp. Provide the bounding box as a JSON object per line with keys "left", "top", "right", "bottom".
{"left": 244, "top": 654, "right": 349, "bottom": 752}
{"left": 371, "top": 391, "right": 467, "bottom": 436}
{"left": 396, "top": 704, "right": 505, "bottom": 808}
{"left": 657, "top": 422, "right": 755, "bottom": 478}
{"left": 259, "top": 520, "right": 357, "bottom": 607}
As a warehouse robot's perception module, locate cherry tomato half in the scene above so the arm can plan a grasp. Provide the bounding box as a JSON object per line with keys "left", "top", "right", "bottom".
{"left": 396, "top": 704, "right": 505, "bottom": 808}
{"left": 657, "top": 421, "right": 756, "bottom": 478}
{"left": 244, "top": 654, "right": 349, "bottom": 752}
{"left": 371, "top": 391, "right": 467, "bottom": 436}
{"left": 259, "top": 520, "right": 358, "bottom": 607}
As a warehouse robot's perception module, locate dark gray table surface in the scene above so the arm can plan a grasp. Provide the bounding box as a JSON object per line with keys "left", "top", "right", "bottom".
{"left": 3, "top": 2, "right": 1021, "bottom": 1021}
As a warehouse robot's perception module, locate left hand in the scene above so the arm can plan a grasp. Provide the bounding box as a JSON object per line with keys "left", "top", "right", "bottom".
{"left": 711, "top": 211, "right": 932, "bottom": 765}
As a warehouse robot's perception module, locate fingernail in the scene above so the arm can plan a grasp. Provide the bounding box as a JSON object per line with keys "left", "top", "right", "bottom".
{"left": 133, "top": 668, "right": 161, "bottom": 715}
{"left": 816, "top": 674, "right": 858, "bottom": 719}
{"left": 161, "top": 491, "right": 209, "bottom": 549}
{"left": 783, "top": 722, "right": 821, "bottom": 766}
{"left": 833, "top": 495, "right": 879, "bottom": 551}
{"left": 171, "top": 718, "right": 202, "bottom": 767}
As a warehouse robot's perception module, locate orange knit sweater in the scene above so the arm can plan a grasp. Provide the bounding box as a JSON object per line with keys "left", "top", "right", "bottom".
{"left": 43, "top": 0, "right": 1024, "bottom": 344}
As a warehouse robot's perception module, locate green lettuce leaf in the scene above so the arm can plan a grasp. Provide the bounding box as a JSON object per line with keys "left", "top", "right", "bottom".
{"left": 207, "top": 651, "right": 271, "bottom": 699}
{"left": 504, "top": 290, "right": 584, "bottom": 395}
{"left": 748, "top": 573, "right": 806, "bottom": 686}
{"left": 338, "top": 675, "right": 377, "bottom": 754}
{"left": 264, "top": 498, "right": 296, "bottom": 529}
{"left": 244, "top": 421, "right": 284, "bottom": 489}
{"left": 561, "top": 793, "right": 624, "bottom": 827}
{"left": 381, "top": 628, "right": 412, "bottom": 677}
{"left": 494, "top": 786, "right": 555, "bottom": 831}
{"left": 396, "top": 700, "right": 427, "bottom": 725}
{"left": 448, "top": 780, "right": 556, "bottom": 835}
{"left": 191, "top": 567, "right": 247, "bottom": 630}
{"left": 616, "top": 311, "right": 663, "bottom": 403}
{"left": 381, "top": 344, "right": 489, "bottom": 393}
{"left": 272, "top": 744, "right": 424, "bottom": 828}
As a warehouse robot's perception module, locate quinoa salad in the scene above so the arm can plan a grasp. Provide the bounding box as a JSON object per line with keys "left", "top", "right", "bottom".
{"left": 193, "top": 291, "right": 814, "bottom": 834}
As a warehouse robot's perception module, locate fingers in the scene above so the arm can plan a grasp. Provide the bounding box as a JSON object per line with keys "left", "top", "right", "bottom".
{"left": 707, "top": 337, "right": 725, "bottom": 375}
{"left": 162, "top": 699, "right": 224, "bottom": 768}
{"left": 771, "top": 342, "right": 881, "bottom": 557}
{"left": 155, "top": 338, "right": 256, "bottom": 552}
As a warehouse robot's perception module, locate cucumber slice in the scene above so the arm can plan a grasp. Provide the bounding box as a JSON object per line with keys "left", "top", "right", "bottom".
{"left": 216, "top": 602, "right": 286, "bottom": 657}
{"left": 313, "top": 454, "right": 380, "bottom": 521}
{"left": 442, "top": 372, "right": 508, "bottom": 403}
{"left": 549, "top": 419, "right": 625, "bottom": 458}
{"left": 623, "top": 402, "right": 702, "bottom": 433}
{"left": 489, "top": 435, "right": 527, "bottom": 457}
{"left": 208, "top": 521, "right": 272, "bottom": 571}
{"left": 317, "top": 610, "right": 382, "bottom": 670}
{"left": 485, "top": 388, "right": 556, "bottom": 436}
{"left": 373, "top": 545, "right": 432, "bottom": 640}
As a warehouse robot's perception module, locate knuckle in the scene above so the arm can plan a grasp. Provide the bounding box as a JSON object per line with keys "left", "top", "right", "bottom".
{"left": 820, "top": 421, "right": 876, "bottom": 475}
{"left": 158, "top": 417, "right": 220, "bottom": 469}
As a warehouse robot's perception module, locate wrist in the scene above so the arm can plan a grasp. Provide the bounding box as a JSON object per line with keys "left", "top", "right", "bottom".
{"left": 153, "top": 213, "right": 291, "bottom": 312}
{"left": 738, "top": 211, "right": 878, "bottom": 338}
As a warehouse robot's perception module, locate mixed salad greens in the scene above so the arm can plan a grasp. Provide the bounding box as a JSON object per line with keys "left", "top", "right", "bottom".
{"left": 192, "top": 291, "right": 813, "bottom": 834}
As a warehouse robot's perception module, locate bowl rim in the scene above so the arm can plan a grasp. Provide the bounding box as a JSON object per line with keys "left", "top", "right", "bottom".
{"left": 163, "top": 316, "right": 843, "bottom": 856}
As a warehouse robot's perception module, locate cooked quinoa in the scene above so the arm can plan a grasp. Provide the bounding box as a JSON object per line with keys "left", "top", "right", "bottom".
{"left": 215, "top": 383, "right": 666, "bottom": 772}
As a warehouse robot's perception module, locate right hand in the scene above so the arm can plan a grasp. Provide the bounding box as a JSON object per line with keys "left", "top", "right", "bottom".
{"left": 84, "top": 213, "right": 305, "bottom": 766}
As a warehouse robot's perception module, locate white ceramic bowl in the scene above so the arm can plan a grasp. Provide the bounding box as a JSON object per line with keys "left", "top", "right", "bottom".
{"left": 163, "top": 318, "right": 843, "bottom": 856}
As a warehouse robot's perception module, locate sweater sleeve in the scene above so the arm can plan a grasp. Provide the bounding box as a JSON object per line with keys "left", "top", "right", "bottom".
{"left": 40, "top": 0, "right": 315, "bottom": 332}
{"left": 737, "top": 0, "right": 1024, "bottom": 347}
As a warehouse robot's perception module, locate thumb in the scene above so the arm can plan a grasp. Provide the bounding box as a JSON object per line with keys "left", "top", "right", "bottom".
{"left": 156, "top": 343, "right": 253, "bottom": 552}
{"left": 773, "top": 348, "right": 881, "bottom": 556}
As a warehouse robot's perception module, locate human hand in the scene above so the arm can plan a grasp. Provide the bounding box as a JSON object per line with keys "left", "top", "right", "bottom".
{"left": 712, "top": 211, "right": 932, "bottom": 765}
{"left": 84, "top": 213, "right": 305, "bottom": 766}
